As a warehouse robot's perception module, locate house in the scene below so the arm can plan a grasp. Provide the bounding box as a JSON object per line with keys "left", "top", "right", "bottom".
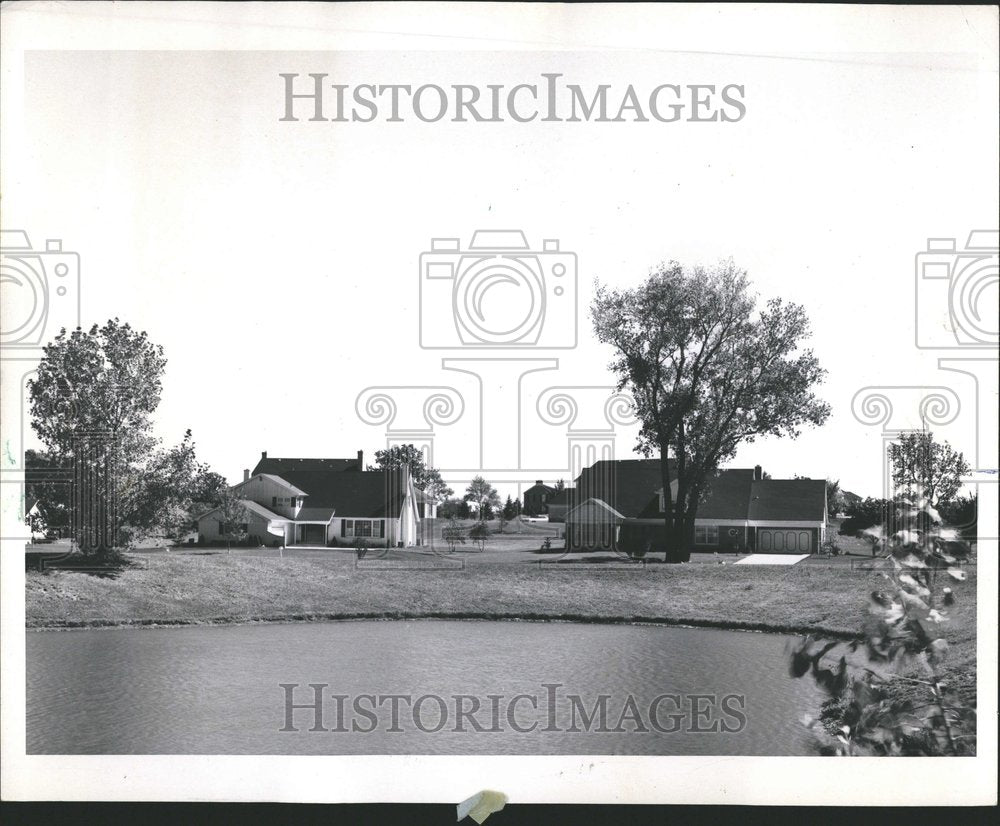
{"left": 522, "top": 480, "right": 558, "bottom": 516}
{"left": 196, "top": 450, "right": 424, "bottom": 548}
{"left": 564, "top": 460, "right": 827, "bottom": 554}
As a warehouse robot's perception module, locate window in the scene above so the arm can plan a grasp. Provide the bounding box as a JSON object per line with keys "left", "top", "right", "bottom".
{"left": 272, "top": 497, "right": 277, "bottom": 508}
{"left": 694, "top": 525, "right": 719, "bottom": 545}
{"left": 341, "top": 519, "right": 385, "bottom": 538}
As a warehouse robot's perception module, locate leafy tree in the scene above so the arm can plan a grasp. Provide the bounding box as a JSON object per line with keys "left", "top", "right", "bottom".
{"left": 468, "top": 521, "right": 491, "bottom": 552}
{"left": 370, "top": 444, "right": 453, "bottom": 502}
{"left": 937, "top": 493, "right": 977, "bottom": 542}
{"left": 136, "top": 430, "right": 227, "bottom": 540}
{"left": 24, "top": 449, "right": 73, "bottom": 537}
{"left": 441, "top": 516, "right": 467, "bottom": 553}
{"left": 554, "top": 479, "right": 566, "bottom": 492}
{"left": 826, "top": 478, "right": 843, "bottom": 516}
{"left": 437, "top": 498, "right": 462, "bottom": 520}
{"left": 27, "top": 320, "right": 168, "bottom": 553}
{"left": 214, "top": 486, "right": 251, "bottom": 553}
{"left": 791, "top": 495, "right": 975, "bottom": 755}
{"left": 592, "top": 260, "right": 830, "bottom": 562}
{"left": 839, "top": 497, "right": 894, "bottom": 537}
{"left": 463, "top": 475, "right": 501, "bottom": 522}
{"left": 888, "top": 431, "right": 970, "bottom": 506}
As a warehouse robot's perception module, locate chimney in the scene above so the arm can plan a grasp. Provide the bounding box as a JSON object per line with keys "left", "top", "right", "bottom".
{"left": 753, "top": 465, "right": 762, "bottom": 481}
{"left": 261, "top": 450, "right": 267, "bottom": 460}
{"left": 535, "top": 480, "right": 544, "bottom": 486}
{"left": 357, "top": 449, "right": 364, "bottom": 469}
{"left": 243, "top": 469, "right": 249, "bottom": 482}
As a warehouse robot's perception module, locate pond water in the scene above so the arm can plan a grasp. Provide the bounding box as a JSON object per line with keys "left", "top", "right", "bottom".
{"left": 26, "top": 620, "right": 823, "bottom": 755}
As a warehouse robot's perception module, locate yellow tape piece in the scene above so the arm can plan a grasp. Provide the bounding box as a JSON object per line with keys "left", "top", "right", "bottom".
{"left": 457, "top": 789, "right": 508, "bottom": 824}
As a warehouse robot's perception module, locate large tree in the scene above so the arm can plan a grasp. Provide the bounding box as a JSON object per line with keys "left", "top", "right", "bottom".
{"left": 591, "top": 260, "right": 830, "bottom": 561}
{"left": 138, "top": 430, "right": 228, "bottom": 539}
{"left": 27, "top": 319, "right": 168, "bottom": 552}
{"left": 463, "top": 475, "right": 501, "bottom": 522}
{"left": 887, "top": 431, "right": 970, "bottom": 506}
{"left": 369, "top": 444, "right": 453, "bottom": 502}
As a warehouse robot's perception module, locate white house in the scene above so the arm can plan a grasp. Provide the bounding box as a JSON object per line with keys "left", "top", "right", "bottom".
{"left": 196, "top": 451, "right": 426, "bottom": 548}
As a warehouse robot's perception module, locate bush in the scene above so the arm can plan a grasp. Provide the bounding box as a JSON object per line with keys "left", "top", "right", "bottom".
{"left": 352, "top": 537, "right": 369, "bottom": 559}
{"left": 468, "top": 522, "right": 491, "bottom": 552}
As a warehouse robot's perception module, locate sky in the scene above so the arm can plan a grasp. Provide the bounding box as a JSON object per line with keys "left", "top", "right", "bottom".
{"left": 3, "top": 6, "right": 998, "bottom": 501}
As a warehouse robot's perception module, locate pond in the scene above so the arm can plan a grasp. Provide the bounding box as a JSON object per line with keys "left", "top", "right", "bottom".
{"left": 26, "top": 620, "right": 823, "bottom": 755}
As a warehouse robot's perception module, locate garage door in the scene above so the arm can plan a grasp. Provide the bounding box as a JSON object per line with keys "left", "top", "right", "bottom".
{"left": 758, "top": 529, "right": 812, "bottom": 554}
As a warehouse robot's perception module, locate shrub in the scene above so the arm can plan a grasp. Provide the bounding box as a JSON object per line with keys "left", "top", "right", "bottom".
{"left": 791, "top": 494, "right": 976, "bottom": 755}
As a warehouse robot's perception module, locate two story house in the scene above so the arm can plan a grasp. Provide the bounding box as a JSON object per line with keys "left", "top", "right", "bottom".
{"left": 196, "top": 451, "right": 424, "bottom": 548}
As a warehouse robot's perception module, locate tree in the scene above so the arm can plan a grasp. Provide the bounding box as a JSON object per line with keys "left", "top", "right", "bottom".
{"left": 130, "top": 430, "right": 227, "bottom": 540}
{"left": 888, "top": 431, "right": 970, "bottom": 506}
{"left": 463, "top": 475, "right": 501, "bottom": 522}
{"left": 441, "top": 516, "right": 467, "bottom": 553}
{"left": 468, "top": 521, "right": 491, "bottom": 552}
{"left": 826, "top": 478, "right": 843, "bottom": 517}
{"left": 214, "top": 486, "right": 251, "bottom": 553}
{"left": 370, "top": 444, "right": 453, "bottom": 502}
{"left": 938, "top": 493, "right": 977, "bottom": 542}
{"left": 554, "top": 479, "right": 566, "bottom": 492}
{"left": 591, "top": 260, "right": 830, "bottom": 561}
{"left": 27, "top": 319, "right": 168, "bottom": 554}
{"left": 24, "top": 449, "right": 73, "bottom": 537}
{"left": 501, "top": 495, "right": 517, "bottom": 520}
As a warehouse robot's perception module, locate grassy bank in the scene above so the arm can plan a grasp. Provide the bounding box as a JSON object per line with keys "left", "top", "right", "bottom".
{"left": 24, "top": 551, "right": 976, "bottom": 683}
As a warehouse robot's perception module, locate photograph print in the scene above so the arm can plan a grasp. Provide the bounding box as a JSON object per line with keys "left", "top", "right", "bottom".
{"left": 1, "top": 1, "right": 997, "bottom": 807}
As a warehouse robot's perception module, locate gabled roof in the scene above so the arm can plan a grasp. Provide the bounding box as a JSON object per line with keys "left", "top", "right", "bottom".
{"left": 235, "top": 473, "right": 307, "bottom": 496}
{"left": 275, "top": 470, "right": 405, "bottom": 518}
{"left": 749, "top": 479, "right": 827, "bottom": 522}
{"left": 523, "top": 482, "right": 557, "bottom": 495}
{"left": 251, "top": 456, "right": 362, "bottom": 476}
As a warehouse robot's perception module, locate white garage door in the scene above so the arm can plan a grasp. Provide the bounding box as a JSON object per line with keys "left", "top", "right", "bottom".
{"left": 758, "top": 529, "right": 812, "bottom": 554}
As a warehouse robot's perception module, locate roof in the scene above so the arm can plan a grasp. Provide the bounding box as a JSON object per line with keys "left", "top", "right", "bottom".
{"left": 696, "top": 469, "right": 756, "bottom": 519}
{"left": 251, "top": 456, "right": 362, "bottom": 476}
{"left": 574, "top": 459, "right": 677, "bottom": 519}
{"left": 295, "top": 506, "right": 336, "bottom": 522}
{"left": 524, "top": 483, "right": 557, "bottom": 495}
{"left": 565, "top": 498, "right": 626, "bottom": 522}
{"left": 198, "top": 499, "right": 287, "bottom": 522}
{"left": 235, "top": 473, "right": 307, "bottom": 496}
{"left": 567, "top": 459, "right": 826, "bottom": 524}
{"left": 748, "top": 479, "right": 827, "bottom": 522}
{"left": 273, "top": 470, "right": 405, "bottom": 518}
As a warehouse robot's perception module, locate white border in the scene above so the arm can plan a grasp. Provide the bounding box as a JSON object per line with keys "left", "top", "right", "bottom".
{"left": 1, "top": 1, "right": 997, "bottom": 806}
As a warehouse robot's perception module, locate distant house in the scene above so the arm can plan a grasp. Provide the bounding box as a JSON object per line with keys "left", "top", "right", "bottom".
{"left": 564, "top": 459, "right": 827, "bottom": 554}
{"left": 196, "top": 450, "right": 426, "bottom": 548}
{"left": 522, "top": 480, "right": 558, "bottom": 516}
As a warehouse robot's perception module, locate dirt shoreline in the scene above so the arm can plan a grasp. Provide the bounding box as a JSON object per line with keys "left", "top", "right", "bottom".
{"left": 25, "top": 608, "right": 860, "bottom": 639}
